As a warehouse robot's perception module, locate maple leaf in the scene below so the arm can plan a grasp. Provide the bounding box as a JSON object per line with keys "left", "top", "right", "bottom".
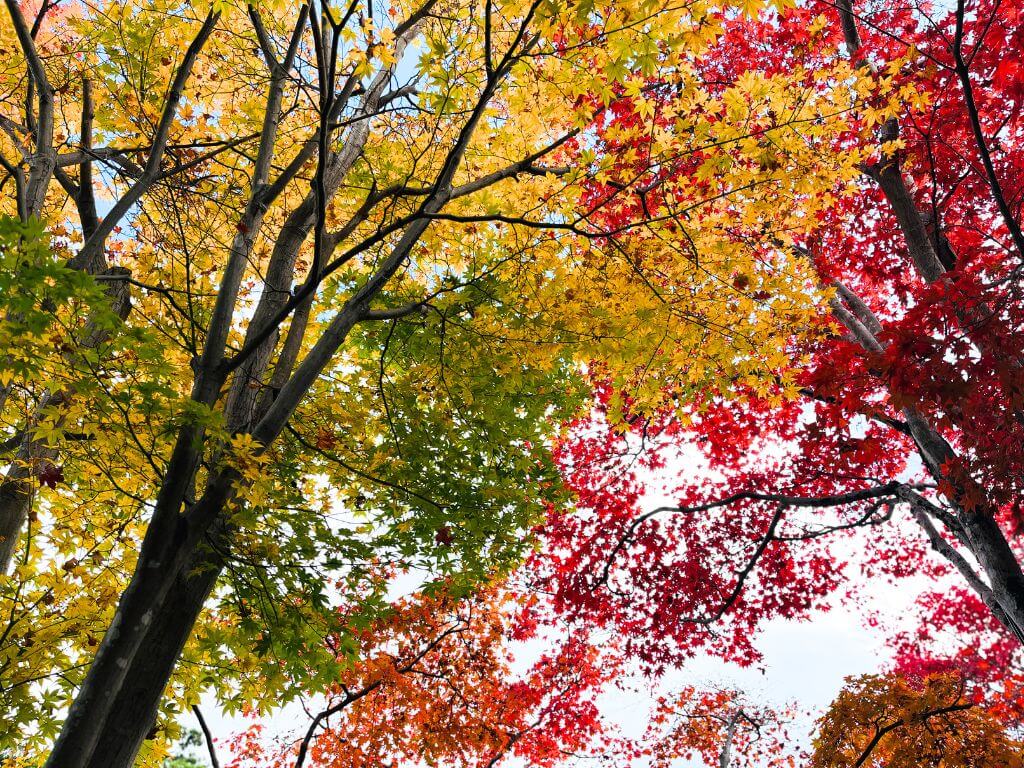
{"left": 37, "top": 464, "right": 65, "bottom": 489}
{"left": 434, "top": 525, "right": 454, "bottom": 547}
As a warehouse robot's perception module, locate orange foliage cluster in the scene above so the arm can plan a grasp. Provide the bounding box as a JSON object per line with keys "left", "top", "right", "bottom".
{"left": 227, "top": 585, "right": 616, "bottom": 768}
{"left": 813, "top": 674, "right": 1024, "bottom": 768}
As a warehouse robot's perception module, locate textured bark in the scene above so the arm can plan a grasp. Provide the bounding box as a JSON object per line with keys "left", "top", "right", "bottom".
{"left": 866, "top": 160, "right": 947, "bottom": 284}
{"left": 81, "top": 548, "right": 223, "bottom": 768}
{"left": 960, "top": 510, "right": 1024, "bottom": 639}
{"left": 0, "top": 462, "right": 34, "bottom": 572}
{"left": 902, "top": 408, "right": 1024, "bottom": 638}
{"left": 43, "top": 470, "right": 233, "bottom": 768}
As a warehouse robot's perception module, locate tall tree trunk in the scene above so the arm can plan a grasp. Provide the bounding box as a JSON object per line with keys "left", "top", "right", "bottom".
{"left": 42, "top": 467, "right": 233, "bottom": 768}
{"left": 83, "top": 549, "right": 223, "bottom": 768}
{"left": 904, "top": 410, "right": 1024, "bottom": 637}
{"left": 959, "top": 510, "right": 1024, "bottom": 636}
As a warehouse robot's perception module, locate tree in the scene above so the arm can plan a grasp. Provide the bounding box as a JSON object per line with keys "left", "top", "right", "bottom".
{"left": 0, "top": 0, "right": 868, "bottom": 765}
{"left": 641, "top": 686, "right": 797, "bottom": 768}
{"left": 162, "top": 730, "right": 208, "bottom": 768}
{"left": 813, "top": 673, "right": 1024, "bottom": 768}
{"left": 536, "top": 0, "right": 1024, "bottom": 685}
{"left": 637, "top": 673, "right": 1024, "bottom": 768}
{"left": 269, "top": 0, "right": 1024, "bottom": 756}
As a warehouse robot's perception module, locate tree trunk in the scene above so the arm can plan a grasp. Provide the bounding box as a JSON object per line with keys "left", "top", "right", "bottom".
{"left": 83, "top": 548, "right": 223, "bottom": 768}
{"left": 958, "top": 510, "right": 1024, "bottom": 637}
{"left": 904, "top": 408, "right": 1024, "bottom": 637}
{"left": 42, "top": 467, "right": 233, "bottom": 768}
{"left": 0, "top": 269, "right": 131, "bottom": 574}
{"left": 0, "top": 463, "right": 33, "bottom": 573}
{"left": 867, "top": 160, "right": 947, "bottom": 284}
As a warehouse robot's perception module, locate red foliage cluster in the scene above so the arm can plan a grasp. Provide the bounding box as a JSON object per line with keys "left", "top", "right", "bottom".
{"left": 530, "top": 382, "right": 844, "bottom": 671}
{"left": 538, "top": 0, "right": 1024, "bottom": 725}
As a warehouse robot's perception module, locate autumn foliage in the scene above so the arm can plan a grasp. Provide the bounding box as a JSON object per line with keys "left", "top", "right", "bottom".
{"left": 2, "top": 0, "right": 1024, "bottom": 765}
{"left": 813, "top": 673, "right": 1024, "bottom": 768}
{"left": 540, "top": 0, "right": 1024, "bottom": 723}
{"left": 226, "top": 583, "right": 617, "bottom": 768}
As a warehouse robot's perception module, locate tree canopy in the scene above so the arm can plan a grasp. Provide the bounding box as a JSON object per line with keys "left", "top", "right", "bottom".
{"left": 1, "top": 0, "right": 1024, "bottom": 766}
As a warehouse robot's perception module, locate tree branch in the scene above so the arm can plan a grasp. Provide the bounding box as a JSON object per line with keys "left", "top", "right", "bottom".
{"left": 191, "top": 705, "right": 221, "bottom": 768}
{"left": 76, "top": 78, "right": 99, "bottom": 240}
{"left": 71, "top": 11, "right": 221, "bottom": 273}
{"left": 4, "top": 0, "right": 55, "bottom": 216}
{"left": 595, "top": 482, "right": 906, "bottom": 594}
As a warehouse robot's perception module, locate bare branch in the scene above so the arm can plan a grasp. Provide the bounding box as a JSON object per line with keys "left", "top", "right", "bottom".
{"left": 360, "top": 302, "right": 430, "bottom": 321}
{"left": 829, "top": 296, "right": 885, "bottom": 353}
{"left": 595, "top": 482, "right": 906, "bottom": 594}
{"left": 4, "top": 0, "right": 55, "bottom": 216}
{"left": 853, "top": 700, "right": 973, "bottom": 768}
{"left": 247, "top": 4, "right": 279, "bottom": 68}
{"left": 76, "top": 78, "right": 99, "bottom": 240}
{"left": 71, "top": 11, "right": 221, "bottom": 273}
{"left": 292, "top": 620, "right": 468, "bottom": 768}
{"left": 191, "top": 705, "right": 221, "bottom": 768}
